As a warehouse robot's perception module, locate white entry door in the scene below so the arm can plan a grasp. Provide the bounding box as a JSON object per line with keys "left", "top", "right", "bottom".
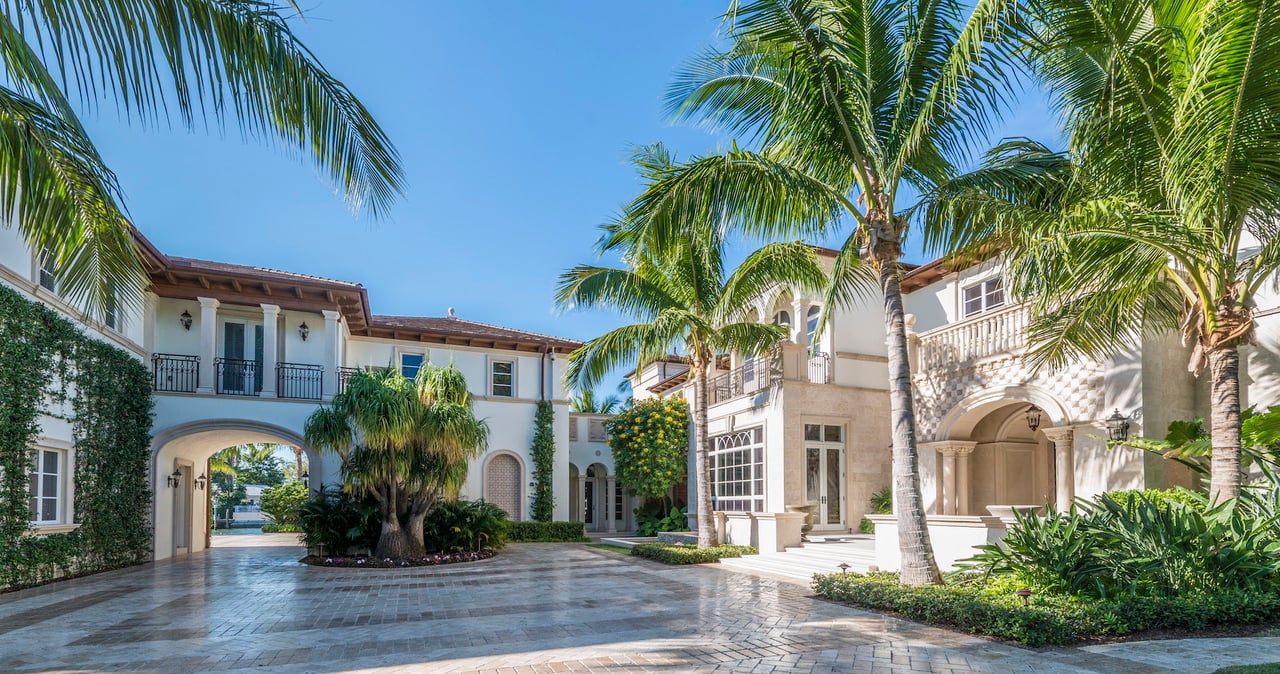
{"left": 805, "top": 424, "right": 845, "bottom": 529}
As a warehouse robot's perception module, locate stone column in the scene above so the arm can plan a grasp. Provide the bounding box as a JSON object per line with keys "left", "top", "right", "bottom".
{"left": 936, "top": 441, "right": 977, "bottom": 515}
{"left": 956, "top": 446, "right": 973, "bottom": 515}
{"left": 260, "top": 304, "right": 280, "bottom": 398}
{"left": 605, "top": 477, "right": 617, "bottom": 532}
{"left": 791, "top": 299, "right": 810, "bottom": 345}
{"left": 1042, "top": 426, "right": 1076, "bottom": 511}
{"left": 196, "top": 297, "right": 219, "bottom": 394}
{"left": 322, "top": 310, "right": 341, "bottom": 401}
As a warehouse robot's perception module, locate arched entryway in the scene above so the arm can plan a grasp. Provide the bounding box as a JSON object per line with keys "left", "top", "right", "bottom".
{"left": 483, "top": 451, "right": 524, "bottom": 521}
{"left": 584, "top": 463, "right": 611, "bottom": 532}
{"left": 151, "top": 419, "right": 323, "bottom": 561}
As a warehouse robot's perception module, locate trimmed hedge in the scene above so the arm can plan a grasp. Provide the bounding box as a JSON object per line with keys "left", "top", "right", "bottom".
{"left": 630, "top": 543, "right": 757, "bottom": 564}
{"left": 508, "top": 521, "right": 588, "bottom": 542}
{"left": 261, "top": 524, "right": 303, "bottom": 533}
{"left": 813, "top": 572, "right": 1280, "bottom": 647}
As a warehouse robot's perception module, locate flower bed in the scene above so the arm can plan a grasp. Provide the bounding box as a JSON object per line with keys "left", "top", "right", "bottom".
{"left": 301, "top": 551, "right": 495, "bottom": 568}
{"left": 630, "top": 542, "right": 757, "bottom": 564}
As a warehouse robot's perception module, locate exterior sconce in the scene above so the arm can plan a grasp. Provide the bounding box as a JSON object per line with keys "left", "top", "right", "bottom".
{"left": 1105, "top": 409, "right": 1133, "bottom": 442}
{"left": 299, "top": 322, "right": 310, "bottom": 341}
{"left": 179, "top": 310, "right": 193, "bottom": 331}
{"left": 301, "top": 470, "right": 309, "bottom": 479}
{"left": 1024, "top": 405, "right": 1043, "bottom": 432}
{"left": 166, "top": 468, "right": 182, "bottom": 488}
{"left": 195, "top": 473, "right": 207, "bottom": 491}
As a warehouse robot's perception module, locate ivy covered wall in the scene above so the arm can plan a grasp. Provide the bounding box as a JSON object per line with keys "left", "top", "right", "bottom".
{"left": 0, "top": 284, "right": 154, "bottom": 591}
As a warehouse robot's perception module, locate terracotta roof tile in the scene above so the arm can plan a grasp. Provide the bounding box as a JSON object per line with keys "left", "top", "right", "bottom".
{"left": 370, "top": 315, "right": 581, "bottom": 349}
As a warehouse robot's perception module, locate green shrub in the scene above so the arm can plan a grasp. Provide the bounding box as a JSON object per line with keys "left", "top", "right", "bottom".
{"left": 630, "top": 542, "right": 756, "bottom": 564}
{"left": 508, "top": 520, "right": 587, "bottom": 542}
{"left": 297, "top": 487, "right": 379, "bottom": 556}
{"left": 869, "top": 486, "right": 893, "bottom": 514}
{"left": 635, "top": 503, "right": 688, "bottom": 536}
{"left": 857, "top": 517, "right": 875, "bottom": 534}
{"left": 261, "top": 523, "right": 303, "bottom": 533}
{"left": 1103, "top": 488, "right": 1206, "bottom": 513}
{"left": 423, "top": 500, "right": 510, "bottom": 551}
{"left": 259, "top": 481, "right": 309, "bottom": 526}
{"left": 812, "top": 572, "right": 1280, "bottom": 647}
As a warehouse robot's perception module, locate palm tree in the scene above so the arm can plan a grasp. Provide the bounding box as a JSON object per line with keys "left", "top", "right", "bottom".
{"left": 570, "top": 390, "right": 622, "bottom": 415}
{"left": 606, "top": 0, "right": 1017, "bottom": 584}
{"left": 917, "top": 0, "right": 1280, "bottom": 502}
{"left": 0, "top": 2, "right": 403, "bottom": 315}
{"left": 304, "top": 364, "right": 488, "bottom": 558}
{"left": 557, "top": 206, "right": 826, "bottom": 548}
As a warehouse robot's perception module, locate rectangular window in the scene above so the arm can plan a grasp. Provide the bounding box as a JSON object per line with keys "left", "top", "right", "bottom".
{"left": 103, "top": 296, "right": 118, "bottom": 331}
{"left": 568, "top": 418, "right": 579, "bottom": 442}
{"left": 962, "top": 277, "right": 1005, "bottom": 318}
{"left": 28, "top": 449, "right": 62, "bottom": 524}
{"left": 400, "top": 353, "right": 424, "bottom": 381}
{"left": 38, "top": 249, "right": 56, "bottom": 292}
{"left": 588, "top": 418, "right": 607, "bottom": 443}
{"left": 491, "top": 360, "right": 514, "bottom": 397}
{"left": 711, "top": 426, "right": 765, "bottom": 512}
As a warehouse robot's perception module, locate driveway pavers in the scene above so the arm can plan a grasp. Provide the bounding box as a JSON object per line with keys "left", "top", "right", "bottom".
{"left": 0, "top": 535, "right": 1275, "bottom": 673}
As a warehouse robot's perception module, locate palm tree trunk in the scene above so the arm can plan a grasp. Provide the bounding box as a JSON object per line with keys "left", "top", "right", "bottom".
{"left": 692, "top": 360, "right": 717, "bottom": 548}
{"left": 878, "top": 263, "right": 942, "bottom": 586}
{"left": 1207, "top": 346, "right": 1243, "bottom": 502}
{"left": 293, "top": 447, "right": 304, "bottom": 481}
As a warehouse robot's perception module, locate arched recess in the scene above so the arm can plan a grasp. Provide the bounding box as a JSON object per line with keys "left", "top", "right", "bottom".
{"left": 483, "top": 450, "right": 526, "bottom": 522}
{"left": 151, "top": 419, "right": 322, "bottom": 561}
{"left": 584, "top": 462, "right": 610, "bottom": 531}
{"left": 935, "top": 385, "right": 1072, "bottom": 441}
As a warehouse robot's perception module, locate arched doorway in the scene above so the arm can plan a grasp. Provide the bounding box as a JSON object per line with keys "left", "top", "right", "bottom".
{"left": 151, "top": 420, "right": 322, "bottom": 561}
{"left": 585, "top": 463, "right": 609, "bottom": 532}
{"left": 484, "top": 452, "right": 523, "bottom": 521}
{"left": 568, "top": 463, "right": 581, "bottom": 521}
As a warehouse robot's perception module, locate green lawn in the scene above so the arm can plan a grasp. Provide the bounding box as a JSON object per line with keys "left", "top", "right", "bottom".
{"left": 1214, "top": 665, "right": 1280, "bottom": 674}
{"left": 586, "top": 543, "right": 631, "bottom": 555}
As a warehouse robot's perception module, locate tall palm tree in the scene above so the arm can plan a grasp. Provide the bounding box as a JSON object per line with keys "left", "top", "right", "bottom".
{"left": 557, "top": 210, "right": 826, "bottom": 548}
{"left": 570, "top": 389, "right": 622, "bottom": 415}
{"left": 0, "top": 1, "right": 404, "bottom": 315}
{"left": 304, "top": 364, "right": 488, "bottom": 558}
{"left": 918, "top": 0, "right": 1280, "bottom": 502}
{"left": 607, "top": 0, "right": 1017, "bottom": 584}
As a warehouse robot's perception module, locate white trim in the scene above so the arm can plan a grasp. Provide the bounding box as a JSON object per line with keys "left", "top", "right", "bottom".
{"left": 0, "top": 269, "right": 146, "bottom": 357}
{"left": 487, "top": 356, "right": 516, "bottom": 398}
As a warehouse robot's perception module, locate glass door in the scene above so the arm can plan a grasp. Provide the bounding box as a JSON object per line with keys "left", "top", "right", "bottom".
{"left": 804, "top": 424, "right": 846, "bottom": 529}
{"left": 221, "top": 321, "right": 264, "bottom": 394}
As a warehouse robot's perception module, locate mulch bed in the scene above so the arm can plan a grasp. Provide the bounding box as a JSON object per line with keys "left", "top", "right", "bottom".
{"left": 301, "top": 551, "right": 495, "bottom": 568}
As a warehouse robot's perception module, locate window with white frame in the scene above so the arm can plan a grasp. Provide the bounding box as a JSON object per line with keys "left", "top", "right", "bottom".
{"left": 400, "top": 353, "right": 424, "bottom": 381}
{"left": 962, "top": 277, "right": 1005, "bottom": 318}
{"left": 806, "top": 305, "right": 822, "bottom": 353}
{"left": 37, "top": 249, "right": 56, "bottom": 292}
{"left": 103, "top": 295, "right": 118, "bottom": 331}
{"left": 29, "top": 449, "right": 63, "bottom": 524}
{"left": 490, "top": 360, "right": 514, "bottom": 397}
{"left": 588, "top": 418, "right": 607, "bottom": 442}
{"left": 711, "top": 426, "right": 765, "bottom": 512}
{"left": 773, "top": 310, "right": 791, "bottom": 327}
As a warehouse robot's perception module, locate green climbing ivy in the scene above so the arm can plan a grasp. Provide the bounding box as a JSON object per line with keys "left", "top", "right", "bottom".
{"left": 0, "top": 284, "right": 154, "bottom": 591}
{"left": 530, "top": 401, "right": 556, "bottom": 522}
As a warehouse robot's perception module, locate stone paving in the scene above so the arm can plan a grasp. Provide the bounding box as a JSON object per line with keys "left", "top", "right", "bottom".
{"left": 0, "top": 534, "right": 1276, "bottom": 673}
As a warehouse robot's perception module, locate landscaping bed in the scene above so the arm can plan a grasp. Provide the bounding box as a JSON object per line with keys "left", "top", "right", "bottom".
{"left": 812, "top": 571, "right": 1280, "bottom": 647}
{"left": 508, "top": 521, "right": 588, "bottom": 542}
{"left": 302, "top": 551, "right": 495, "bottom": 568}
{"left": 630, "top": 542, "right": 757, "bottom": 564}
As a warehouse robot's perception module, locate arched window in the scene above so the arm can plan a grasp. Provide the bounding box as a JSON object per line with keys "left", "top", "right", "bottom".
{"left": 773, "top": 310, "right": 791, "bottom": 328}
{"left": 807, "top": 305, "right": 822, "bottom": 353}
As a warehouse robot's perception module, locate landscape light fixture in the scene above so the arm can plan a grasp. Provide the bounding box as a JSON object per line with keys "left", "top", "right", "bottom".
{"left": 195, "top": 473, "right": 207, "bottom": 491}
{"left": 838, "top": 563, "right": 851, "bottom": 574}
{"left": 167, "top": 468, "right": 182, "bottom": 488}
{"left": 179, "top": 310, "right": 193, "bottom": 331}
{"left": 1024, "top": 405, "right": 1043, "bottom": 432}
{"left": 1016, "top": 588, "right": 1033, "bottom": 607}
{"left": 299, "top": 322, "right": 310, "bottom": 341}
{"left": 1105, "top": 409, "right": 1133, "bottom": 442}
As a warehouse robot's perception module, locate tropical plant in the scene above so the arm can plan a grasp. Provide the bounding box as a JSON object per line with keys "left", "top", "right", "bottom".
{"left": 303, "top": 364, "right": 489, "bottom": 559}
{"left": 570, "top": 389, "right": 622, "bottom": 415}
{"left": 635, "top": 505, "right": 690, "bottom": 537}
{"left": 557, "top": 160, "right": 827, "bottom": 547}
{"left": 259, "top": 481, "right": 309, "bottom": 526}
{"left": 297, "top": 487, "right": 379, "bottom": 556}
{"left": 0, "top": 1, "right": 403, "bottom": 316}
{"left": 606, "top": 397, "right": 689, "bottom": 510}
{"left": 422, "top": 500, "right": 510, "bottom": 552}
{"left": 918, "top": 0, "right": 1280, "bottom": 502}
{"left": 605, "top": 0, "right": 1017, "bottom": 583}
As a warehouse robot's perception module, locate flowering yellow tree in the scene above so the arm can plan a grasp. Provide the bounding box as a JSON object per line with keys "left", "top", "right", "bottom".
{"left": 605, "top": 398, "right": 689, "bottom": 511}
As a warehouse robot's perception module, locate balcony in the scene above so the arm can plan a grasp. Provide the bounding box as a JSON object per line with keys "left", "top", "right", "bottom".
{"left": 152, "top": 354, "right": 199, "bottom": 393}
{"left": 216, "top": 358, "right": 262, "bottom": 396}
{"left": 710, "top": 346, "right": 833, "bottom": 405}
{"left": 914, "top": 304, "right": 1028, "bottom": 372}
{"left": 277, "top": 362, "right": 323, "bottom": 400}
{"left": 151, "top": 354, "right": 333, "bottom": 401}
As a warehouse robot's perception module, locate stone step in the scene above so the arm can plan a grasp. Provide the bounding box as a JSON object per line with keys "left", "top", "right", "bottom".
{"left": 719, "top": 553, "right": 872, "bottom": 580}
{"left": 782, "top": 545, "right": 876, "bottom": 564}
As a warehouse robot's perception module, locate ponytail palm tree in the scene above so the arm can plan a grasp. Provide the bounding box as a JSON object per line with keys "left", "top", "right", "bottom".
{"left": 919, "top": 0, "right": 1280, "bottom": 502}
{"left": 304, "top": 364, "right": 488, "bottom": 558}
{"left": 557, "top": 235, "right": 826, "bottom": 548}
{"left": 606, "top": 0, "right": 1018, "bottom": 584}
{"left": 0, "top": 1, "right": 403, "bottom": 315}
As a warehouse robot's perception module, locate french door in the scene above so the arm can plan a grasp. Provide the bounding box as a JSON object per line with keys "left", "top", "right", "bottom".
{"left": 221, "top": 321, "right": 264, "bottom": 394}
{"left": 805, "top": 424, "right": 845, "bottom": 529}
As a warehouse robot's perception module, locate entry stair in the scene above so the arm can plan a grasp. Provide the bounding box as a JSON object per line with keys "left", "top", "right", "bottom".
{"left": 717, "top": 535, "right": 877, "bottom": 581}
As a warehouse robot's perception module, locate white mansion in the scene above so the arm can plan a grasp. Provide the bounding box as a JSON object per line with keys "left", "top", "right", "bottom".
{"left": 2, "top": 226, "right": 603, "bottom": 561}
{"left": 628, "top": 245, "right": 1280, "bottom": 567}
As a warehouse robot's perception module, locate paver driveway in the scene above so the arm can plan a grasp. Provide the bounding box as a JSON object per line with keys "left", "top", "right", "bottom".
{"left": 0, "top": 535, "right": 1276, "bottom": 673}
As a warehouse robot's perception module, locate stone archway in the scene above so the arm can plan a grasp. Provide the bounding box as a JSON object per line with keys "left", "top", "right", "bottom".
{"left": 151, "top": 419, "right": 322, "bottom": 561}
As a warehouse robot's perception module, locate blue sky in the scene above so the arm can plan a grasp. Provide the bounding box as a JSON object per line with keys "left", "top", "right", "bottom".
{"left": 83, "top": 2, "right": 1057, "bottom": 393}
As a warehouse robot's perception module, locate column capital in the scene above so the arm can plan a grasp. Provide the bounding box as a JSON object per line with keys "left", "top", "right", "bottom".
{"left": 197, "top": 296, "right": 220, "bottom": 309}
{"left": 923, "top": 440, "right": 977, "bottom": 457}
{"left": 260, "top": 303, "right": 281, "bottom": 316}
{"left": 322, "top": 309, "right": 342, "bottom": 322}
{"left": 1040, "top": 426, "right": 1077, "bottom": 444}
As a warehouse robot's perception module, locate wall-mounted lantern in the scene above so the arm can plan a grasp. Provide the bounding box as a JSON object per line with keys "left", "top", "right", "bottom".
{"left": 179, "top": 310, "right": 193, "bottom": 331}
{"left": 195, "top": 473, "right": 207, "bottom": 491}
{"left": 167, "top": 468, "right": 182, "bottom": 488}
{"left": 299, "top": 322, "right": 310, "bottom": 341}
{"left": 1024, "top": 405, "right": 1043, "bottom": 432}
{"left": 1105, "top": 409, "right": 1133, "bottom": 442}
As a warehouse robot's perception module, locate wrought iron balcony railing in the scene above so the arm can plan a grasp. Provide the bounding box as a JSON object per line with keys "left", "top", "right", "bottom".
{"left": 152, "top": 353, "right": 199, "bottom": 393}
{"left": 277, "top": 362, "right": 323, "bottom": 400}
{"left": 215, "top": 357, "right": 262, "bottom": 397}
